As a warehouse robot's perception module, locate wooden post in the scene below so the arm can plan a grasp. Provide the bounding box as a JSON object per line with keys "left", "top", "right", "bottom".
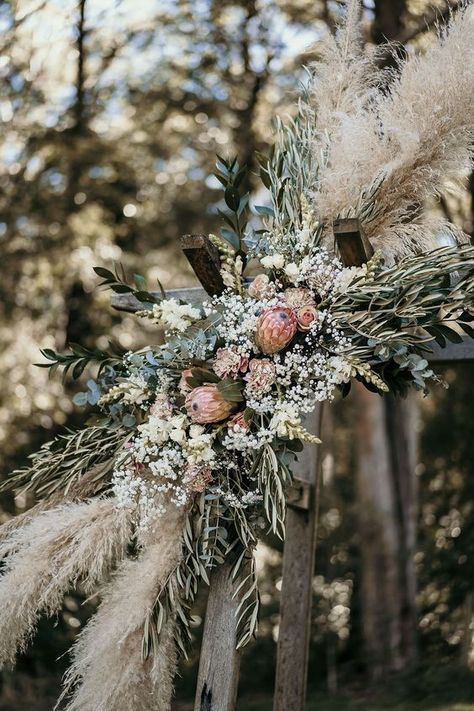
{"left": 334, "top": 217, "right": 374, "bottom": 266}
{"left": 274, "top": 219, "right": 373, "bottom": 710}
{"left": 194, "top": 561, "right": 242, "bottom": 711}
{"left": 274, "top": 405, "right": 324, "bottom": 711}
{"left": 180, "top": 234, "right": 226, "bottom": 296}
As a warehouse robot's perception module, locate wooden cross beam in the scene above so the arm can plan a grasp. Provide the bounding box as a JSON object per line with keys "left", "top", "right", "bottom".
{"left": 111, "top": 219, "right": 474, "bottom": 711}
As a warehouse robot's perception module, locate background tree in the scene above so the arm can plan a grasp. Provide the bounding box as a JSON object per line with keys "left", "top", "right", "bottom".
{"left": 1, "top": 1, "right": 473, "bottom": 708}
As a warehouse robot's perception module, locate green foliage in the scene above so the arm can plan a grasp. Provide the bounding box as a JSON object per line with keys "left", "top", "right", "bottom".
{"left": 38, "top": 342, "right": 127, "bottom": 380}
{"left": 215, "top": 156, "right": 250, "bottom": 253}
{"left": 94, "top": 266, "right": 163, "bottom": 306}
{"left": 0, "top": 425, "right": 127, "bottom": 499}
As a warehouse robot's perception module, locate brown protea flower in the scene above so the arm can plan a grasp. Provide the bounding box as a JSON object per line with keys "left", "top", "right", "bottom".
{"left": 185, "top": 385, "right": 234, "bottom": 424}
{"left": 255, "top": 306, "right": 298, "bottom": 354}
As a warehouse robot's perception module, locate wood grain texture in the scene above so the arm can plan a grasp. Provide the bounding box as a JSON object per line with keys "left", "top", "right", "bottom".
{"left": 427, "top": 338, "right": 474, "bottom": 364}
{"left": 333, "top": 217, "right": 374, "bottom": 266}
{"left": 194, "top": 559, "right": 242, "bottom": 711}
{"left": 274, "top": 405, "right": 324, "bottom": 711}
{"left": 111, "top": 287, "right": 207, "bottom": 312}
{"left": 180, "top": 234, "right": 226, "bottom": 296}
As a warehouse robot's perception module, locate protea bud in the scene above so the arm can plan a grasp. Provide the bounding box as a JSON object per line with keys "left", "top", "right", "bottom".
{"left": 255, "top": 306, "right": 298, "bottom": 354}
{"left": 185, "top": 385, "right": 234, "bottom": 424}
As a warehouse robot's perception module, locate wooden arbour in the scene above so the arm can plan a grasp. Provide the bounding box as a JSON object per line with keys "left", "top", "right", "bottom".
{"left": 112, "top": 219, "right": 474, "bottom": 710}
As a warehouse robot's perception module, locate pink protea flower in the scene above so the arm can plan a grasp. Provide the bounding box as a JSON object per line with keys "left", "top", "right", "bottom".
{"left": 184, "top": 464, "right": 213, "bottom": 493}
{"left": 255, "top": 306, "right": 298, "bottom": 354}
{"left": 283, "top": 287, "right": 315, "bottom": 311}
{"left": 244, "top": 358, "right": 277, "bottom": 394}
{"left": 213, "top": 347, "right": 249, "bottom": 379}
{"left": 179, "top": 368, "right": 193, "bottom": 394}
{"left": 296, "top": 305, "right": 318, "bottom": 331}
{"left": 185, "top": 385, "right": 234, "bottom": 424}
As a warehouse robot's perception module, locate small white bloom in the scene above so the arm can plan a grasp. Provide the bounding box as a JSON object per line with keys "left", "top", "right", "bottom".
{"left": 221, "top": 266, "right": 236, "bottom": 289}
{"left": 154, "top": 298, "right": 201, "bottom": 333}
{"left": 235, "top": 255, "right": 243, "bottom": 274}
{"left": 189, "top": 424, "right": 205, "bottom": 438}
{"left": 261, "top": 254, "right": 285, "bottom": 270}
{"left": 297, "top": 227, "right": 311, "bottom": 245}
{"left": 284, "top": 262, "right": 299, "bottom": 281}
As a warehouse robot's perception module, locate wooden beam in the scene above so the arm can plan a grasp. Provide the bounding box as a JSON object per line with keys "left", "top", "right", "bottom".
{"left": 333, "top": 217, "right": 374, "bottom": 267}
{"left": 274, "top": 405, "right": 324, "bottom": 711}
{"left": 112, "top": 290, "right": 474, "bottom": 365}
{"left": 180, "top": 234, "right": 226, "bottom": 296}
{"left": 194, "top": 559, "right": 242, "bottom": 711}
{"left": 427, "top": 337, "right": 474, "bottom": 364}
{"left": 111, "top": 287, "right": 207, "bottom": 313}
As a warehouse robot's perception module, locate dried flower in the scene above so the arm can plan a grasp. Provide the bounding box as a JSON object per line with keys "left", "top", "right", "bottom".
{"left": 178, "top": 369, "right": 193, "bottom": 394}
{"left": 296, "top": 305, "right": 318, "bottom": 331}
{"left": 228, "top": 411, "right": 249, "bottom": 431}
{"left": 283, "top": 287, "right": 315, "bottom": 310}
{"left": 255, "top": 307, "right": 298, "bottom": 354}
{"left": 261, "top": 254, "right": 285, "bottom": 270}
{"left": 244, "top": 358, "right": 277, "bottom": 394}
{"left": 284, "top": 262, "right": 299, "bottom": 281}
{"left": 185, "top": 385, "right": 234, "bottom": 424}
{"left": 213, "top": 347, "right": 249, "bottom": 379}
{"left": 184, "top": 465, "right": 213, "bottom": 493}
{"left": 248, "top": 274, "right": 271, "bottom": 299}
{"left": 150, "top": 394, "right": 173, "bottom": 418}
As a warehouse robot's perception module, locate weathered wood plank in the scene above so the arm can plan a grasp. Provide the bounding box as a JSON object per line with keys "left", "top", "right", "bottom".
{"left": 274, "top": 405, "right": 324, "bottom": 711}
{"left": 426, "top": 338, "right": 474, "bottom": 364}
{"left": 194, "top": 559, "right": 242, "bottom": 711}
{"left": 111, "top": 287, "right": 207, "bottom": 312}
{"left": 333, "top": 217, "right": 374, "bottom": 267}
{"left": 180, "top": 234, "right": 226, "bottom": 296}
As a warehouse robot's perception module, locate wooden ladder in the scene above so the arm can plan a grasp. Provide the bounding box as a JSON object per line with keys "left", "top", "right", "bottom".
{"left": 112, "top": 219, "right": 474, "bottom": 711}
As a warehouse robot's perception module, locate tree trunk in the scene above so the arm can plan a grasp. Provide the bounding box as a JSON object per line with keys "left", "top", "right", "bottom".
{"left": 353, "top": 383, "right": 419, "bottom": 678}
{"left": 354, "top": 383, "right": 404, "bottom": 679}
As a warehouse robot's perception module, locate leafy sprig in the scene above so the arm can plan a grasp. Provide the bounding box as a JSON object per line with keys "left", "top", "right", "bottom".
{"left": 37, "top": 341, "right": 127, "bottom": 380}
{"left": 94, "top": 264, "right": 164, "bottom": 306}
{"left": 214, "top": 156, "right": 250, "bottom": 253}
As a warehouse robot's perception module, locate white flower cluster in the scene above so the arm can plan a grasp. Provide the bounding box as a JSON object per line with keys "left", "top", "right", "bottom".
{"left": 112, "top": 397, "right": 216, "bottom": 530}
{"left": 209, "top": 292, "right": 276, "bottom": 356}
{"left": 152, "top": 298, "right": 201, "bottom": 333}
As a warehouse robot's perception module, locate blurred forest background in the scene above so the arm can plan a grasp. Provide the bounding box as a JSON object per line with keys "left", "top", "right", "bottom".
{"left": 1, "top": 0, "right": 474, "bottom": 709}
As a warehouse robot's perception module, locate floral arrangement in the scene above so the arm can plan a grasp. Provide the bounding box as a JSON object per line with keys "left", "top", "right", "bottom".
{"left": 2, "top": 2, "right": 474, "bottom": 710}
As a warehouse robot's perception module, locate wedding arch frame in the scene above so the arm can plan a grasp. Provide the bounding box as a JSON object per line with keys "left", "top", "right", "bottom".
{"left": 113, "top": 219, "right": 474, "bottom": 711}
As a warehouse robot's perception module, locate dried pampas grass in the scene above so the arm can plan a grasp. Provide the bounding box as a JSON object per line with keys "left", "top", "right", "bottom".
{"left": 60, "top": 506, "right": 185, "bottom": 711}
{"left": 309, "top": 2, "right": 474, "bottom": 258}
{"left": 0, "top": 498, "right": 130, "bottom": 667}
{"left": 310, "top": 0, "right": 378, "bottom": 142}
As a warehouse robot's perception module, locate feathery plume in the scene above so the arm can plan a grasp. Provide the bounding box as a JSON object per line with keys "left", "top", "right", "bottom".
{"left": 60, "top": 506, "right": 186, "bottom": 711}
{"left": 309, "top": 0, "right": 377, "bottom": 144}
{"left": 313, "top": 2, "right": 474, "bottom": 257}
{"left": 0, "top": 498, "right": 130, "bottom": 667}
